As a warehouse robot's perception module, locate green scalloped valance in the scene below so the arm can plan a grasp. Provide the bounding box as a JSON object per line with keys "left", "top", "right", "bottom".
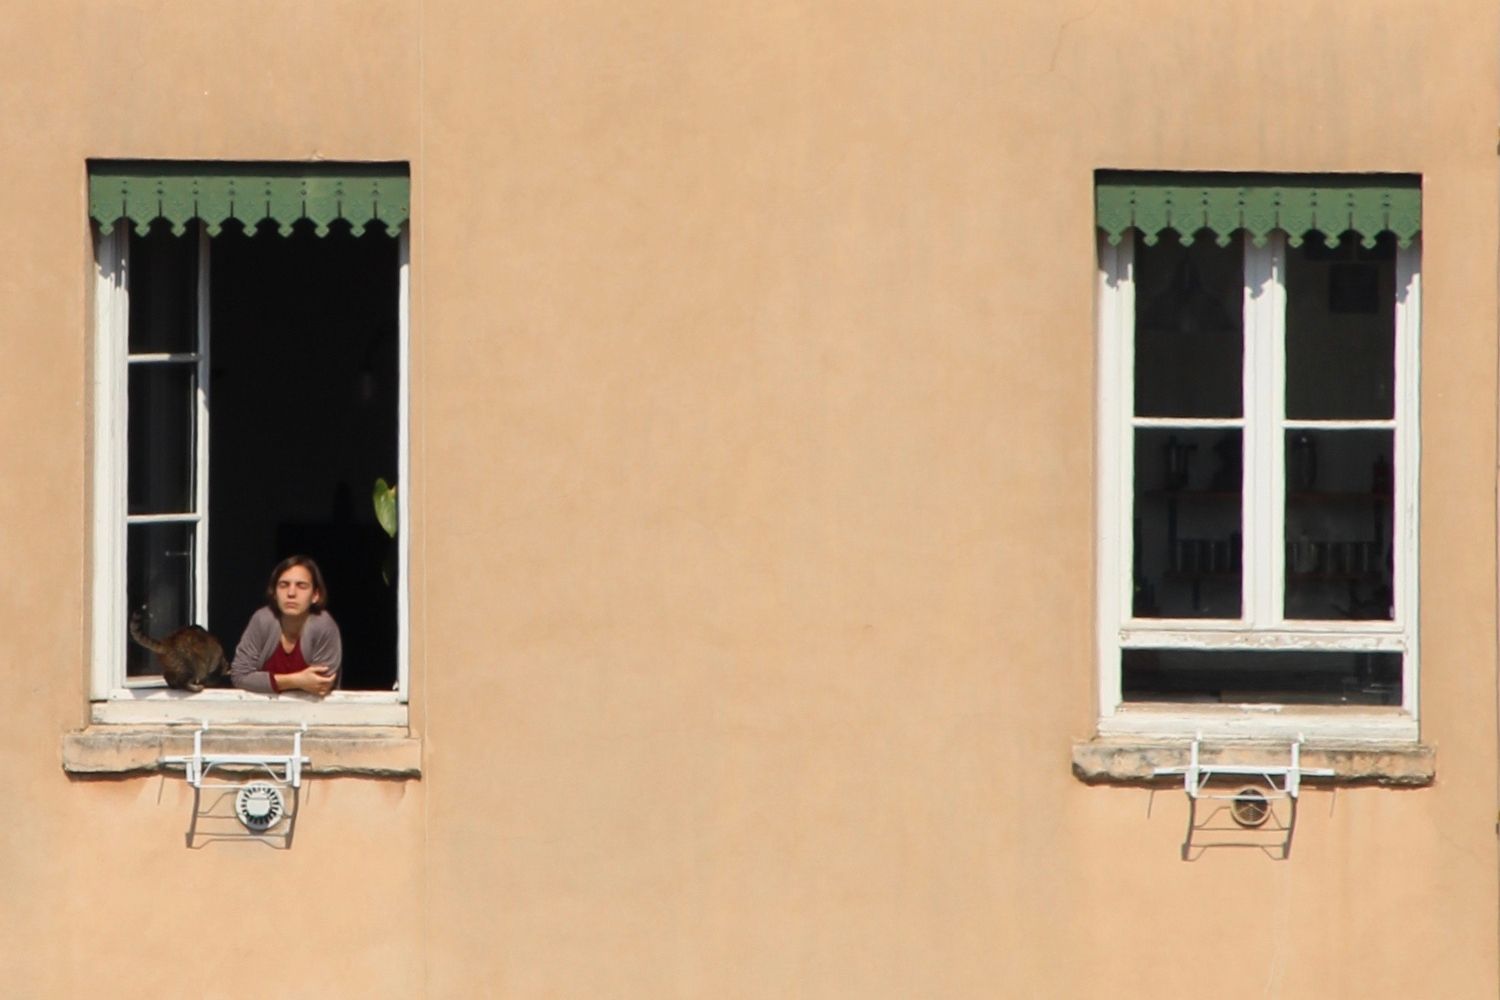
{"left": 1096, "top": 172, "right": 1420, "bottom": 249}
{"left": 89, "top": 161, "right": 409, "bottom": 238}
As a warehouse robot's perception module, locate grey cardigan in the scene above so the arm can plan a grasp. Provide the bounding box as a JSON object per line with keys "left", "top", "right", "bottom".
{"left": 229, "top": 606, "right": 343, "bottom": 694}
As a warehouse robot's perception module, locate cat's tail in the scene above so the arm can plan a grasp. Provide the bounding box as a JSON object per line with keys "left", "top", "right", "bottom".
{"left": 128, "top": 609, "right": 165, "bottom": 655}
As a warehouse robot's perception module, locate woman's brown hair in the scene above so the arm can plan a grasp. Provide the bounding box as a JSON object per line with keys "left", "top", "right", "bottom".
{"left": 265, "top": 554, "right": 329, "bottom": 616}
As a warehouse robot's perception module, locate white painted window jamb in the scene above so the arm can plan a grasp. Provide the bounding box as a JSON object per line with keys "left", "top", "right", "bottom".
{"left": 90, "top": 228, "right": 129, "bottom": 700}
{"left": 396, "top": 229, "right": 411, "bottom": 702}
{"left": 1096, "top": 233, "right": 1129, "bottom": 718}
{"left": 1395, "top": 238, "right": 1421, "bottom": 717}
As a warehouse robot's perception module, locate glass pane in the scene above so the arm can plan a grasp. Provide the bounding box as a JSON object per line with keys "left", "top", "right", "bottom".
{"left": 1122, "top": 648, "right": 1401, "bottom": 706}
{"left": 1134, "top": 232, "right": 1243, "bottom": 418}
{"left": 1285, "top": 232, "right": 1395, "bottom": 420}
{"left": 1133, "top": 427, "right": 1242, "bottom": 619}
{"left": 128, "top": 363, "right": 196, "bottom": 515}
{"left": 126, "top": 522, "right": 195, "bottom": 677}
{"left": 1284, "top": 429, "right": 1394, "bottom": 621}
{"left": 128, "top": 222, "right": 199, "bottom": 355}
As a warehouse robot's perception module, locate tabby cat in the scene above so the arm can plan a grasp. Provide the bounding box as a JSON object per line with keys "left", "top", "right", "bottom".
{"left": 128, "top": 610, "right": 230, "bottom": 692}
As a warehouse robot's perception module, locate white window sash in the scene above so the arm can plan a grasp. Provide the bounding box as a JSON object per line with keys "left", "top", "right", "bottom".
{"left": 1246, "top": 232, "right": 1283, "bottom": 628}
{"left": 120, "top": 225, "right": 210, "bottom": 626}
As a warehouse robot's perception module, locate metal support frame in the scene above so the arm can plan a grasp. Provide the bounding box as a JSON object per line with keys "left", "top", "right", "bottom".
{"left": 161, "top": 721, "right": 310, "bottom": 788}
{"left": 159, "top": 722, "right": 310, "bottom": 847}
{"left": 1154, "top": 736, "right": 1334, "bottom": 801}
{"left": 1153, "top": 736, "right": 1334, "bottom": 860}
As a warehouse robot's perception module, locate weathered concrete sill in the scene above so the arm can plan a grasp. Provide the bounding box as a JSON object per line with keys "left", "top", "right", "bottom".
{"left": 62, "top": 725, "right": 421, "bottom": 779}
{"left": 1072, "top": 736, "right": 1434, "bottom": 787}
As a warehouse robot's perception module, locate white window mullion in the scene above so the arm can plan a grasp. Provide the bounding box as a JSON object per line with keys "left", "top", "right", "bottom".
{"left": 1242, "top": 233, "right": 1285, "bottom": 627}
{"left": 194, "top": 225, "right": 211, "bottom": 626}
{"left": 1096, "top": 233, "right": 1133, "bottom": 717}
{"left": 1265, "top": 233, "right": 1288, "bottom": 628}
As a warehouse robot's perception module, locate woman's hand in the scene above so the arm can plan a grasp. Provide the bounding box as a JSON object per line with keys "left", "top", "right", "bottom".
{"left": 277, "top": 664, "right": 337, "bottom": 697}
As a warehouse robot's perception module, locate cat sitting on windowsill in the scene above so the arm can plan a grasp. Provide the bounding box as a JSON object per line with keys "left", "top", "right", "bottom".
{"left": 129, "top": 610, "right": 230, "bottom": 693}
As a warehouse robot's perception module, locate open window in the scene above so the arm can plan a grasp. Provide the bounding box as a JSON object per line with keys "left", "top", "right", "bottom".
{"left": 1094, "top": 173, "right": 1421, "bottom": 741}
{"left": 89, "top": 162, "right": 410, "bottom": 724}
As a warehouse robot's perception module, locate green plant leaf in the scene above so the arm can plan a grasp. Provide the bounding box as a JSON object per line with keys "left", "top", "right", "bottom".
{"left": 373, "top": 478, "right": 398, "bottom": 538}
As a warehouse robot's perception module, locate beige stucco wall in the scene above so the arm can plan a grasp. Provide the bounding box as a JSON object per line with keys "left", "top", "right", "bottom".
{"left": 0, "top": 1, "right": 1495, "bottom": 997}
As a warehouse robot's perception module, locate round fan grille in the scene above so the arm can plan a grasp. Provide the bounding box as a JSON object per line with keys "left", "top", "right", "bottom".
{"left": 1230, "top": 787, "right": 1271, "bottom": 829}
{"left": 235, "top": 782, "right": 287, "bottom": 832}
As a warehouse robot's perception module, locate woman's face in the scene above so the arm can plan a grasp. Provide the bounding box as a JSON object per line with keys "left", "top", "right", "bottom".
{"left": 275, "top": 565, "right": 320, "bottom": 617}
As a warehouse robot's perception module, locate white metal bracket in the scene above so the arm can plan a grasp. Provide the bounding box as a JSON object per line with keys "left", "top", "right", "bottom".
{"left": 1153, "top": 735, "right": 1334, "bottom": 802}
{"left": 160, "top": 722, "right": 310, "bottom": 847}
{"left": 1152, "top": 735, "right": 1334, "bottom": 860}
{"left": 160, "top": 721, "right": 311, "bottom": 788}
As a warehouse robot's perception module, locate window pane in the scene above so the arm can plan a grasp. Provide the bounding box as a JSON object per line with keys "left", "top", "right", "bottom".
{"left": 128, "top": 223, "right": 198, "bottom": 355}
{"left": 1133, "top": 427, "right": 1242, "bottom": 619}
{"left": 1284, "top": 429, "right": 1394, "bottom": 621}
{"left": 1134, "top": 232, "right": 1243, "bottom": 418}
{"left": 1122, "top": 648, "right": 1401, "bottom": 705}
{"left": 1285, "top": 232, "right": 1395, "bottom": 420}
{"left": 128, "top": 363, "right": 196, "bottom": 515}
{"left": 126, "top": 522, "right": 195, "bottom": 677}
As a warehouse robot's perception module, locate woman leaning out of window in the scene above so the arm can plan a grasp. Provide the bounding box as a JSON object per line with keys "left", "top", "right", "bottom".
{"left": 230, "top": 555, "right": 342, "bottom": 696}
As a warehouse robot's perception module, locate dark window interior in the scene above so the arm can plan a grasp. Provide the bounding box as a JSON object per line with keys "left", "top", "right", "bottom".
{"left": 1131, "top": 231, "right": 1245, "bottom": 620}
{"left": 126, "top": 219, "right": 400, "bottom": 690}
{"left": 1122, "top": 648, "right": 1401, "bottom": 706}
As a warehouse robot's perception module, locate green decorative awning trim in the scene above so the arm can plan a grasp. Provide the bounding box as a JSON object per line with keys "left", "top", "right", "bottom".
{"left": 1096, "top": 172, "right": 1420, "bottom": 249}
{"left": 89, "top": 161, "right": 410, "bottom": 238}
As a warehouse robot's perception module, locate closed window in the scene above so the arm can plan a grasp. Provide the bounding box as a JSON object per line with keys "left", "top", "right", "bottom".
{"left": 1095, "top": 173, "right": 1421, "bottom": 739}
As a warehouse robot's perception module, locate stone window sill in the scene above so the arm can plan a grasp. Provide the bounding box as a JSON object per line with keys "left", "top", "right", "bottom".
{"left": 1072, "top": 735, "right": 1434, "bottom": 787}
{"left": 62, "top": 725, "right": 421, "bottom": 779}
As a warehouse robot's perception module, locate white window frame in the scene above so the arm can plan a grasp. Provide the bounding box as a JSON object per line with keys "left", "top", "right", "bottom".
{"left": 1095, "top": 230, "right": 1420, "bottom": 741}
{"left": 89, "top": 223, "right": 411, "bottom": 726}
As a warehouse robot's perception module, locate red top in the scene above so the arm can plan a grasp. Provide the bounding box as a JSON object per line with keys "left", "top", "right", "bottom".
{"left": 264, "top": 638, "right": 307, "bottom": 694}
